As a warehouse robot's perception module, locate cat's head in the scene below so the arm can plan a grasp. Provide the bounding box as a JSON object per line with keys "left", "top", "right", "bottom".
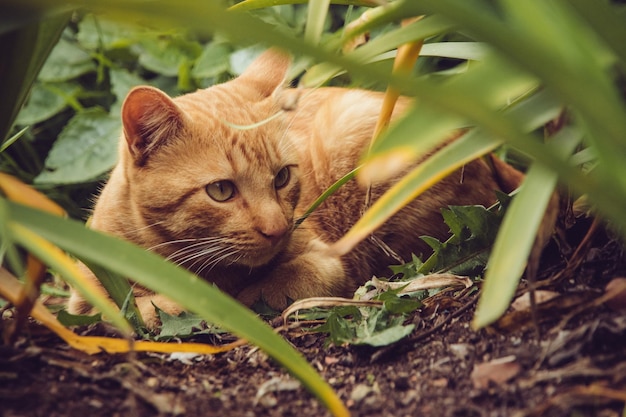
{"left": 118, "top": 49, "right": 299, "bottom": 270}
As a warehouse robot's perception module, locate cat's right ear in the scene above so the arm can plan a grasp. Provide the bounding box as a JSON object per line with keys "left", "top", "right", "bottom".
{"left": 236, "top": 48, "right": 291, "bottom": 99}
{"left": 121, "top": 86, "right": 186, "bottom": 165}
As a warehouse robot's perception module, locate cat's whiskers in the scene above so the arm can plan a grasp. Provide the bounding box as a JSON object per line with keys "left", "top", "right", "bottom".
{"left": 195, "top": 247, "right": 243, "bottom": 276}
{"left": 168, "top": 240, "right": 231, "bottom": 266}
{"left": 185, "top": 248, "right": 231, "bottom": 273}
{"left": 117, "top": 221, "right": 167, "bottom": 240}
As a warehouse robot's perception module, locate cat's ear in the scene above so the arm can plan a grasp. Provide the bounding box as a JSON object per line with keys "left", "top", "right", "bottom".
{"left": 236, "top": 48, "right": 291, "bottom": 98}
{"left": 121, "top": 86, "right": 186, "bottom": 164}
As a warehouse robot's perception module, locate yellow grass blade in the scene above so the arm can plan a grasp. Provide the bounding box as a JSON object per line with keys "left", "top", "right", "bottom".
{"left": 0, "top": 173, "right": 67, "bottom": 339}
{"left": 331, "top": 130, "right": 501, "bottom": 255}
{"left": 368, "top": 18, "right": 424, "bottom": 152}
{"left": 7, "top": 221, "right": 133, "bottom": 335}
{"left": 0, "top": 267, "right": 245, "bottom": 355}
{"left": 0, "top": 172, "right": 65, "bottom": 216}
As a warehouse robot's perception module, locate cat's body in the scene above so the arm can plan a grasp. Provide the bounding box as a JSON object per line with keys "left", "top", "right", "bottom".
{"left": 68, "top": 50, "right": 523, "bottom": 327}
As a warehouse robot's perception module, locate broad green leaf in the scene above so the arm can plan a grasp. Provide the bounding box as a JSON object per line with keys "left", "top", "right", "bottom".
{"left": 191, "top": 42, "right": 232, "bottom": 80}
{"left": 138, "top": 36, "right": 203, "bottom": 77}
{"left": 379, "top": 292, "right": 421, "bottom": 314}
{"left": 16, "top": 81, "right": 80, "bottom": 125}
{"left": 323, "top": 305, "right": 416, "bottom": 347}
{"left": 0, "top": 10, "right": 69, "bottom": 142}
{"left": 354, "top": 321, "right": 414, "bottom": 347}
{"left": 156, "top": 309, "right": 219, "bottom": 340}
{"left": 473, "top": 126, "right": 583, "bottom": 329}
{"left": 35, "top": 108, "right": 120, "bottom": 184}
{"left": 39, "top": 36, "right": 97, "bottom": 82}
{"left": 419, "top": 204, "right": 504, "bottom": 275}
{"left": 109, "top": 68, "right": 146, "bottom": 116}
{"left": 9, "top": 202, "right": 348, "bottom": 417}
{"left": 77, "top": 14, "right": 144, "bottom": 50}
{"left": 229, "top": 45, "right": 266, "bottom": 75}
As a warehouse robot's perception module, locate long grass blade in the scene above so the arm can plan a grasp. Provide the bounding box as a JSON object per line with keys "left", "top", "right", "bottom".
{"left": 333, "top": 88, "right": 563, "bottom": 255}
{"left": 301, "top": 15, "right": 453, "bottom": 87}
{"left": 7, "top": 221, "right": 132, "bottom": 334}
{"left": 8, "top": 202, "right": 348, "bottom": 417}
{"left": 473, "top": 126, "right": 582, "bottom": 328}
{"left": 332, "top": 129, "right": 501, "bottom": 256}
{"left": 0, "top": 267, "right": 245, "bottom": 355}
{"left": 230, "top": 0, "right": 377, "bottom": 11}
{"left": 305, "top": 0, "right": 331, "bottom": 46}
{"left": 296, "top": 166, "right": 360, "bottom": 228}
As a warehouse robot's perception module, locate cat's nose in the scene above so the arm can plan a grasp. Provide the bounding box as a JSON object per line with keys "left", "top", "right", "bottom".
{"left": 258, "top": 224, "right": 289, "bottom": 246}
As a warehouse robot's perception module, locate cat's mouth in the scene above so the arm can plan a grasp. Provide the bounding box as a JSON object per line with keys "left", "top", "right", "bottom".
{"left": 237, "top": 234, "right": 290, "bottom": 268}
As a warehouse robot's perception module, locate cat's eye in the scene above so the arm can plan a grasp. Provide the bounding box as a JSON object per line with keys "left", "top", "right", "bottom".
{"left": 206, "top": 180, "right": 236, "bottom": 202}
{"left": 274, "top": 166, "right": 290, "bottom": 189}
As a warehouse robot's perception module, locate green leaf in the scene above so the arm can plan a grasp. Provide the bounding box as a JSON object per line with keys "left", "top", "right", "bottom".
{"left": 35, "top": 108, "right": 120, "bottom": 184}
{"left": 0, "top": 10, "right": 70, "bottom": 142}
{"left": 473, "top": 126, "right": 583, "bottom": 328}
{"left": 354, "top": 321, "right": 414, "bottom": 347}
{"left": 138, "top": 36, "right": 203, "bottom": 77}
{"left": 419, "top": 204, "right": 503, "bottom": 275}
{"left": 16, "top": 81, "right": 80, "bottom": 125}
{"left": 191, "top": 42, "right": 232, "bottom": 80}
{"left": 379, "top": 292, "right": 421, "bottom": 315}
{"left": 156, "top": 309, "right": 213, "bottom": 340}
{"left": 109, "top": 68, "right": 146, "bottom": 116}
{"left": 229, "top": 45, "right": 266, "bottom": 75}
{"left": 77, "top": 14, "right": 144, "bottom": 50}
{"left": 39, "top": 36, "right": 97, "bottom": 82}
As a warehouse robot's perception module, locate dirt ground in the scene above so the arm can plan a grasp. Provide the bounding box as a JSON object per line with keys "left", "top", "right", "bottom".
{"left": 2, "top": 220, "right": 626, "bottom": 417}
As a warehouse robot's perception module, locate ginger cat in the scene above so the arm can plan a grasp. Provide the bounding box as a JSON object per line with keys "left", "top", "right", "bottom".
{"left": 68, "top": 49, "right": 523, "bottom": 328}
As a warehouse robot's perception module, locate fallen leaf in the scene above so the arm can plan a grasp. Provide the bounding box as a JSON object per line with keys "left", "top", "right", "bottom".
{"left": 371, "top": 273, "right": 473, "bottom": 293}
{"left": 511, "top": 290, "right": 560, "bottom": 311}
{"left": 324, "top": 356, "right": 340, "bottom": 365}
{"left": 254, "top": 376, "right": 301, "bottom": 406}
{"left": 604, "top": 277, "right": 626, "bottom": 313}
{"left": 470, "top": 355, "right": 521, "bottom": 389}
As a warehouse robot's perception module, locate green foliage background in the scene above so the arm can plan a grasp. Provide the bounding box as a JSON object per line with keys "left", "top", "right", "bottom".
{"left": 1, "top": 1, "right": 625, "bottom": 415}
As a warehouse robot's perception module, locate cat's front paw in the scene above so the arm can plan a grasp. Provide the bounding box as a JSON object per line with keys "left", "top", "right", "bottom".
{"left": 237, "top": 284, "right": 291, "bottom": 311}
{"left": 135, "top": 294, "right": 184, "bottom": 329}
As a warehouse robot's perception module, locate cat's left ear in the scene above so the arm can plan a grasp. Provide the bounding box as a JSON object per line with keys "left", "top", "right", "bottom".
{"left": 236, "top": 48, "right": 291, "bottom": 99}
{"left": 121, "top": 86, "right": 187, "bottom": 165}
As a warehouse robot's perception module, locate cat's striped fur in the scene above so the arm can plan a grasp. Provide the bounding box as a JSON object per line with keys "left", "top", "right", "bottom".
{"left": 68, "top": 50, "right": 523, "bottom": 328}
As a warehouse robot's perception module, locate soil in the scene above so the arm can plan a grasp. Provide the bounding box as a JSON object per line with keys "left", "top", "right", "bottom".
{"left": 2, "top": 219, "right": 626, "bottom": 417}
